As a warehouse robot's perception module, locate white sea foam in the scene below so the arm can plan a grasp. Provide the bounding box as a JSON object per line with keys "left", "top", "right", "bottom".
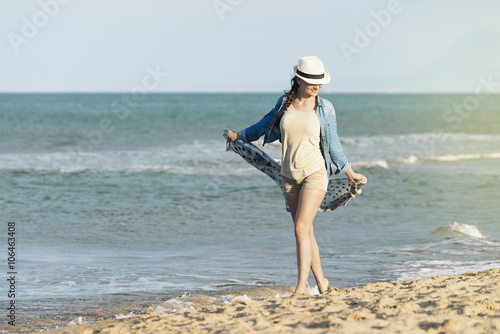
{"left": 1, "top": 133, "right": 499, "bottom": 174}
{"left": 448, "top": 222, "right": 487, "bottom": 239}
{"left": 152, "top": 294, "right": 195, "bottom": 313}
{"left": 344, "top": 132, "right": 500, "bottom": 168}
{"left": 354, "top": 159, "right": 390, "bottom": 169}
{"left": 150, "top": 293, "right": 252, "bottom": 314}
{"left": 395, "top": 260, "right": 500, "bottom": 281}
{"left": 400, "top": 155, "right": 419, "bottom": 164}
{"left": 305, "top": 284, "right": 320, "bottom": 296}
{"left": 115, "top": 312, "right": 137, "bottom": 320}
{"left": 425, "top": 152, "right": 500, "bottom": 162}
{"left": 150, "top": 290, "right": 293, "bottom": 316}
{"left": 221, "top": 294, "right": 253, "bottom": 305}
{"left": 354, "top": 151, "right": 500, "bottom": 169}
{"left": 343, "top": 132, "right": 500, "bottom": 147}
{"left": 67, "top": 316, "right": 85, "bottom": 326}
{"left": 0, "top": 140, "right": 238, "bottom": 175}
{"left": 355, "top": 155, "right": 418, "bottom": 169}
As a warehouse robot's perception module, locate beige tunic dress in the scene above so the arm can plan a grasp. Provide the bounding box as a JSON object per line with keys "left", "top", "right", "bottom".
{"left": 280, "top": 105, "right": 325, "bottom": 180}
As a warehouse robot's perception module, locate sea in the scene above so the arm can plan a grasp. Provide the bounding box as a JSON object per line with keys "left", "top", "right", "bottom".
{"left": 1, "top": 93, "right": 499, "bottom": 332}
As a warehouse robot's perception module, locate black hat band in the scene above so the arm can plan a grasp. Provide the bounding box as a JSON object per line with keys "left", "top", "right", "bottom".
{"left": 296, "top": 69, "right": 325, "bottom": 80}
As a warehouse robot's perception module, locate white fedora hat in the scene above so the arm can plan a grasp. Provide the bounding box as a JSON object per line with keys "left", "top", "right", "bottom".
{"left": 293, "top": 56, "right": 331, "bottom": 85}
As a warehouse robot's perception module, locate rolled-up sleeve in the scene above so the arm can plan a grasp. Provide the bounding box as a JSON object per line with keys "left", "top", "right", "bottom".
{"left": 239, "top": 96, "right": 284, "bottom": 143}
{"left": 326, "top": 108, "right": 351, "bottom": 174}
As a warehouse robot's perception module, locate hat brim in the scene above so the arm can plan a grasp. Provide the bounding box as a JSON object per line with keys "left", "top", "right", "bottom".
{"left": 293, "top": 66, "right": 331, "bottom": 85}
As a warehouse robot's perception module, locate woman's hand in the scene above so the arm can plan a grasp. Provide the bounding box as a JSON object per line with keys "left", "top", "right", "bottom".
{"left": 225, "top": 129, "right": 241, "bottom": 142}
{"left": 345, "top": 168, "right": 367, "bottom": 183}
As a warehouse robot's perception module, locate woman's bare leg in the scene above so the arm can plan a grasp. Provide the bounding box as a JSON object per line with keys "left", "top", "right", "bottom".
{"left": 309, "top": 224, "right": 329, "bottom": 293}
{"left": 285, "top": 188, "right": 328, "bottom": 294}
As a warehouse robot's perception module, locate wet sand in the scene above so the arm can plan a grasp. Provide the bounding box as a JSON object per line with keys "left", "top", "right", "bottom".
{"left": 45, "top": 268, "right": 500, "bottom": 333}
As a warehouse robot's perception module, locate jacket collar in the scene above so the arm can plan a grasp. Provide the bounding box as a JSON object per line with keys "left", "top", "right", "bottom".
{"left": 317, "top": 95, "right": 325, "bottom": 108}
{"left": 281, "top": 95, "right": 325, "bottom": 106}
{"left": 278, "top": 94, "right": 325, "bottom": 112}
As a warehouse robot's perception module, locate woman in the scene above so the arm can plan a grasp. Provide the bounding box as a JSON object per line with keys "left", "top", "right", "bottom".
{"left": 226, "top": 56, "right": 367, "bottom": 295}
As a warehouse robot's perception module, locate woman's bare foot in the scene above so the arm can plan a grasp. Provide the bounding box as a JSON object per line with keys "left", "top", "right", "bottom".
{"left": 294, "top": 285, "right": 307, "bottom": 295}
{"left": 291, "top": 292, "right": 307, "bottom": 297}
{"left": 317, "top": 278, "right": 330, "bottom": 294}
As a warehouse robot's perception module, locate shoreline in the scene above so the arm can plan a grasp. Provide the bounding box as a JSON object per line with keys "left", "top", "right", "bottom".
{"left": 42, "top": 268, "right": 500, "bottom": 334}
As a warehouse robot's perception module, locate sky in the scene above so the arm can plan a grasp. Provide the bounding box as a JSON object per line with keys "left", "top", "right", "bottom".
{"left": 1, "top": 0, "right": 499, "bottom": 93}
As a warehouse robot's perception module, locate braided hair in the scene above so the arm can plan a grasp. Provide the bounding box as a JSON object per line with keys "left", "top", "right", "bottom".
{"left": 275, "top": 76, "right": 300, "bottom": 126}
{"left": 284, "top": 76, "right": 300, "bottom": 110}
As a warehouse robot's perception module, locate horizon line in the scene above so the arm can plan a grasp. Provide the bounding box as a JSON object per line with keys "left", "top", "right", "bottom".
{"left": 1, "top": 90, "right": 498, "bottom": 95}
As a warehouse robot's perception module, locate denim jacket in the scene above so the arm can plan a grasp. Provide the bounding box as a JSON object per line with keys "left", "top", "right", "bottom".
{"left": 239, "top": 95, "right": 351, "bottom": 176}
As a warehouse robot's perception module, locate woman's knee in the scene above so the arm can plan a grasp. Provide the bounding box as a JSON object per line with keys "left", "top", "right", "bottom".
{"left": 294, "top": 221, "right": 311, "bottom": 241}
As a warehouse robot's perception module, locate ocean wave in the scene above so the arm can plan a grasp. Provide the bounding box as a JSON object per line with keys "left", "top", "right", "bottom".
{"left": 2, "top": 133, "right": 499, "bottom": 175}
{"left": 342, "top": 132, "right": 500, "bottom": 147}
{"left": 432, "top": 222, "right": 488, "bottom": 239}
{"left": 447, "top": 222, "right": 487, "bottom": 239}
{"left": 354, "top": 159, "right": 390, "bottom": 169}
{"left": 394, "top": 260, "right": 500, "bottom": 282}
{"left": 149, "top": 288, "right": 292, "bottom": 315}
{"left": 354, "top": 155, "right": 419, "bottom": 169}
{"left": 0, "top": 138, "right": 282, "bottom": 176}
{"left": 1, "top": 151, "right": 496, "bottom": 174}
{"left": 0, "top": 140, "right": 242, "bottom": 175}
{"left": 344, "top": 132, "right": 500, "bottom": 167}
{"left": 67, "top": 316, "right": 86, "bottom": 326}
{"left": 151, "top": 293, "right": 196, "bottom": 313}
{"left": 115, "top": 312, "right": 137, "bottom": 320}
{"left": 424, "top": 152, "right": 500, "bottom": 162}
{"left": 354, "top": 150, "right": 500, "bottom": 170}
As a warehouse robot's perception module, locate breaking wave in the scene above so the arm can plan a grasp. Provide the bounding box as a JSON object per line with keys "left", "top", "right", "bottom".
{"left": 2, "top": 133, "right": 499, "bottom": 174}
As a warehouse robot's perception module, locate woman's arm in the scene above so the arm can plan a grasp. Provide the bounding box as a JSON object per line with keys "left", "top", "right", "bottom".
{"left": 325, "top": 106, "right": 351, "bottom": 174}
{"left": 325, "top": 104, "right": 366, "bottom": 182}
{"left": 227, "top": 96, "right": 285, "bottom": 143}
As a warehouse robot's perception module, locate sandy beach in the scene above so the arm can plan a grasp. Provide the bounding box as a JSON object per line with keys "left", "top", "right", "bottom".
{"left": 42, "top": 268, "right": 500, "bottom": 334}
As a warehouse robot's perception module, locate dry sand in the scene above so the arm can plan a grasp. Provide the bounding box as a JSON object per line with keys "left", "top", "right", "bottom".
{"left": 46, "top": 268, "right": 499, "bottom": 334}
